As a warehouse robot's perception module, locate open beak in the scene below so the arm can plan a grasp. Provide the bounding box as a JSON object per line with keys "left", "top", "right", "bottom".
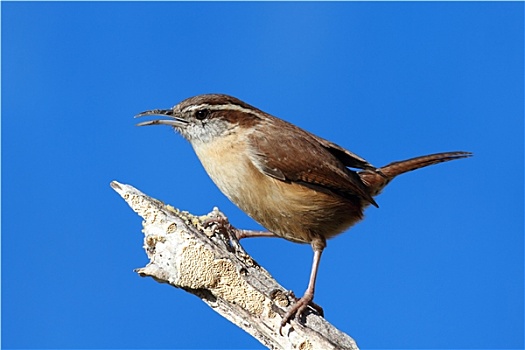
{"left": 135, "top": 109, "right": 189, "bottom": 127}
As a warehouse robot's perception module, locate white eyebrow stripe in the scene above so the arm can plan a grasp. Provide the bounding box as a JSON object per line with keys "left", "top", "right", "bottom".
{"left": 182, "top": 103, "right": 263, "bottom": 117}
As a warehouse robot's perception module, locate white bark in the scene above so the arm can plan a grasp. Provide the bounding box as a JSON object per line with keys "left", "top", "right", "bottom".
{"left": 111, "top": 181, "right": 359, "bottom": 350}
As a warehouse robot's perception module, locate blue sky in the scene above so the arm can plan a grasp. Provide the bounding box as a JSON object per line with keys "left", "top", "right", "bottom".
{"left": 2, "top": 2, "right": 523, "bottom": 349}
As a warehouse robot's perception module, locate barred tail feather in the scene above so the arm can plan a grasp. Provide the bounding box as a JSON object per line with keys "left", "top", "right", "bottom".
{"left": 359, "top": 151, "right": 472, "bottom": 198}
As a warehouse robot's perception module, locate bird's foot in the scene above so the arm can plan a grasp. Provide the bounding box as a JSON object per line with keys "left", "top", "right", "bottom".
{"left": 279, "top": 292, "right": 324, "bottom": 335}
{"left": 202, "top": 215, "right": 247, "bottom": 255}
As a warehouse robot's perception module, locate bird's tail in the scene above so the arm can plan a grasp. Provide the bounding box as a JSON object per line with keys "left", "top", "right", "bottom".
{"left": 359, "top": 151, "right": 472, "bottom": 197}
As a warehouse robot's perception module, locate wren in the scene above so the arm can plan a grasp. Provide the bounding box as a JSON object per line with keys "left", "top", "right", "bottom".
{"left": 136, "top": 94, "right": 471, "bottom": 330}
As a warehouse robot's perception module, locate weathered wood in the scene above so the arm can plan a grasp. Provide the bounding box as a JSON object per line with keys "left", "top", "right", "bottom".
{"left": 111, "top": 181, "right": 359, "bottom": 350}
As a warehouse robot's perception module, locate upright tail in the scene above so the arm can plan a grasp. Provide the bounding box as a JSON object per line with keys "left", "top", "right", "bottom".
{"left": 359, "top": 151, "right": 472, "bottom": 197}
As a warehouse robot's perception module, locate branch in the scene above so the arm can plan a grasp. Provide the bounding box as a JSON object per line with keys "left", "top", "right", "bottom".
{"left": 111, "top": 181, "right": 359, "bottom": 350}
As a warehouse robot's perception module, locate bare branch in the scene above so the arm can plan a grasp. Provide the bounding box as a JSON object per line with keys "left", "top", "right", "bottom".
{"left": 111, "top": 181, "right": 359, "bottom": 350}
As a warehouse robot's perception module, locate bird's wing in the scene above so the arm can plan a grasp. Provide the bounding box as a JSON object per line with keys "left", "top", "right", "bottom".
{"left": 247, "top": 121, "right": 378, "bottom": 207}
{"left": 314, "top": 136, "right": 376, "bottom": 170}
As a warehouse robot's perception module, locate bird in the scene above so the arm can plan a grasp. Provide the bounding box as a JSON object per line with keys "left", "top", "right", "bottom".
{"left": 135, "top": 93, "right": 471, "bottom": 330}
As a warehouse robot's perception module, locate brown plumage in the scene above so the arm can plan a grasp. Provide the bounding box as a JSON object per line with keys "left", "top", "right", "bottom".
{"left": 359, "top": 151, "right": 472, "bottom": 197}
{"left": 136, "top": 94, "right": 472, "bottom": 332}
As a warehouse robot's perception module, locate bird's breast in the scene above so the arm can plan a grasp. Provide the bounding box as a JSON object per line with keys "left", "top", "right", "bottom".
{"left": 192, "top": 135, "right": 363, "bottom": 244}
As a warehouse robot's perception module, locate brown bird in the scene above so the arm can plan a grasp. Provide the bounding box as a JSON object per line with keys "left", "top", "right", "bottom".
{"left": 136, "top": 94, "right": 471, "bottom": 330}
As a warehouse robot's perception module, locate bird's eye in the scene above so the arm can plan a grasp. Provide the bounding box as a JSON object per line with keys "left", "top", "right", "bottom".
{"left": 195, "top": 109, "right": 209, "bottom": 120}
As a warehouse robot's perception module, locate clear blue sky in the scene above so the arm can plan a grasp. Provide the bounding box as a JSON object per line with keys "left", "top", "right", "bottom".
{"left": 2, "top": 2, "right": 523, "bottom": 349}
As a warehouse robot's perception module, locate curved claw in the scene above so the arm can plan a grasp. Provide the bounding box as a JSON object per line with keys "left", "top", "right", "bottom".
{"left": 202, "top": 216, "right": 246, "bottom": 255}
{"left": 278, "top": 295, "right": 324, "bottom": 336}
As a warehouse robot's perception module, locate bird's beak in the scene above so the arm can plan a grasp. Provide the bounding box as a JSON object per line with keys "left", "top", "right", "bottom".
{"left": 135, "top": 109, "right": 189, "bottom": 127}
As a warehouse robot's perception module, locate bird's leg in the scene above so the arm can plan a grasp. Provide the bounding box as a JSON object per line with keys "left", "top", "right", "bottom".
{"left": 235, "top": 229, "right": 276, "bottom": 240}
{"left": 280, "top": 237, "right": 326, "bottom": 333}
{"left": 203, "top": 215, "right": 275, "bottom": 240}
{"left": 202, "top": 215, "right": 276, "bottom": 254}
